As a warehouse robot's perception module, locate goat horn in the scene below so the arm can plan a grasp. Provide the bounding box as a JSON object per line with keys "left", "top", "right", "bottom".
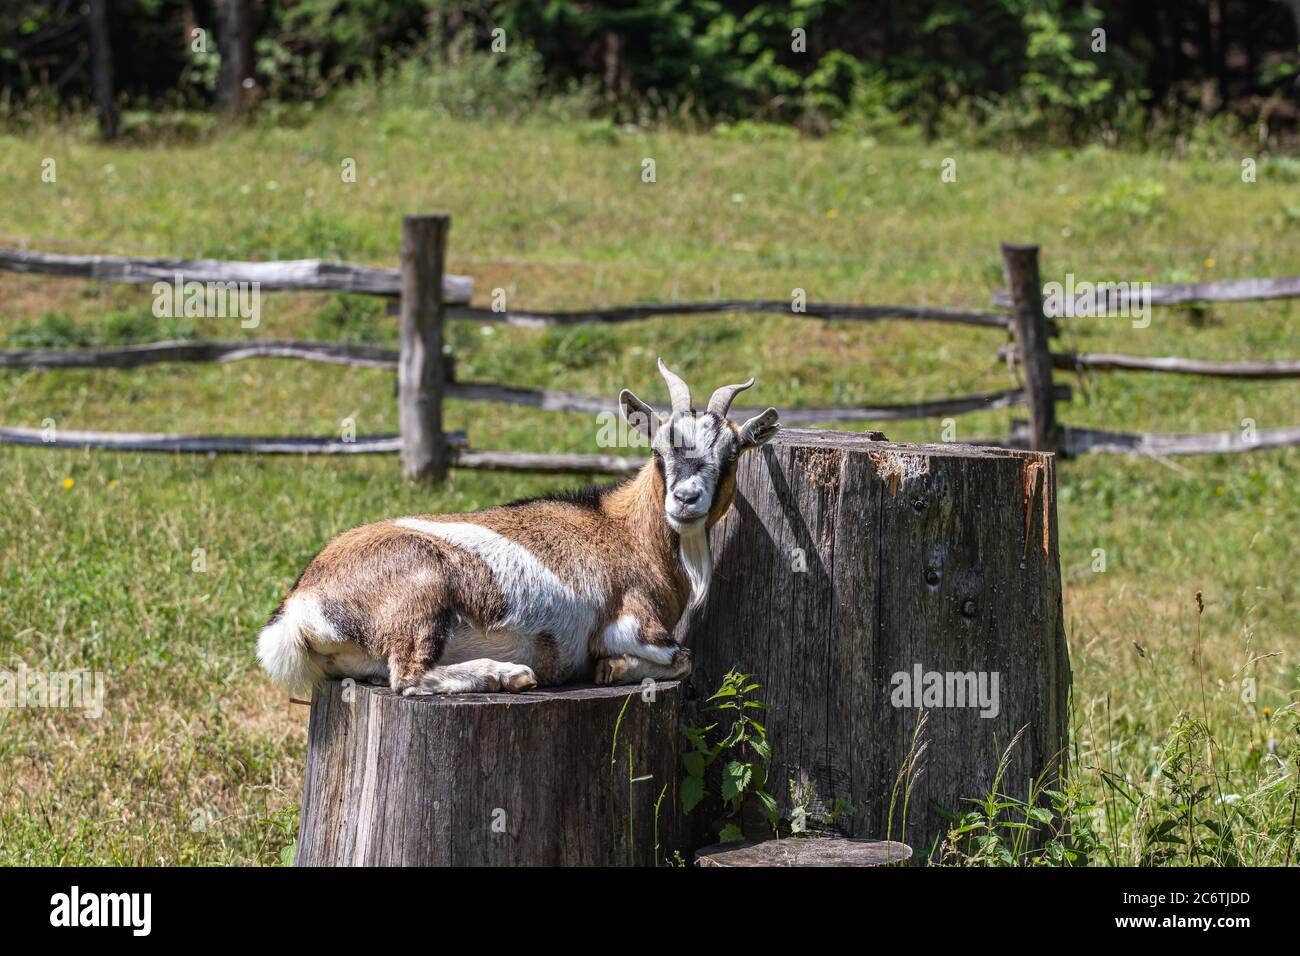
{"left": 657, "top": 357, "right": 692, "bottom": 414}
{"left": 707, "top": 377, "right": 755, "bottom": 418}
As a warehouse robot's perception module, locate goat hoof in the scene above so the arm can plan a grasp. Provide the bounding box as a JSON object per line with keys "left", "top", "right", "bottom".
{"left": 668, "top": 646, "right": 693, "bottom": 678}
{"left": 499, "top": 664, "right": 538, "bottom": 693}
{"left": 594, "top": 658, "right": 625, "bottom": 685}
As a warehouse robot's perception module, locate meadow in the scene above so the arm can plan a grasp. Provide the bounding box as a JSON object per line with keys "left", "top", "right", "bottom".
{"left": 0, "top": 102, "right": 1296, "bottom": 864}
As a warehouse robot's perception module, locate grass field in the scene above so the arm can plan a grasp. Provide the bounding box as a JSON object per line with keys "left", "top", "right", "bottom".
{"left": 0, "top": 107, "right": 1297, "bottom": 864}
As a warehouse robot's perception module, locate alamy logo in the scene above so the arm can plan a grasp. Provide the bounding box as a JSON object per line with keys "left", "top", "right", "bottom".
{"left": 0, "top": 663, "right": 104, "bottom": 718}
{"left": 890, "top": 664, "right": 1000, "bottom": 718}
{"left": 1043, "top": 273, "right": 1152, "bottom": 329}
{"left": 49, "top": 886, "right": 151, "bottom": 936}
{"left": 152, "top": 273, "right": 261, "bottom": 328}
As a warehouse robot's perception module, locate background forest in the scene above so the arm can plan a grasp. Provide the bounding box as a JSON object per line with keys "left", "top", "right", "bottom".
{"left": 3, "top": 1, "right": 1299, "bottom": 147}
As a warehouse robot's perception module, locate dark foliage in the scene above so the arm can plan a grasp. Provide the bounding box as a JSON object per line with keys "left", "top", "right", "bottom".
{"left": 1, "top": 1, "right": 1297, "bottom": 139}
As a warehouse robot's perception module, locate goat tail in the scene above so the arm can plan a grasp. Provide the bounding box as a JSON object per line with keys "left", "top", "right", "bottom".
{"left": 257, "top": 595, "right": 328, "bottom": 693}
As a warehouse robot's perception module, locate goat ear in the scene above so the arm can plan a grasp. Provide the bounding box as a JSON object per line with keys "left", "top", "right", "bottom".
{"left": 619, "top": 389, "right": 660, "bottom": 439}
{"left": 737, "top": 407, "right": 780, "bottom": 450}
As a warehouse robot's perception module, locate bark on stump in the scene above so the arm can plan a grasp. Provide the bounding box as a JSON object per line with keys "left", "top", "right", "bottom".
{"left": 696, "top": 838, "right": 913, "bottom": 867}
{"left": 296, "top": 680, "right": 682, "bottom": 866}
{"left": 681, "top": 429, "right": 1071, "bottom": 856}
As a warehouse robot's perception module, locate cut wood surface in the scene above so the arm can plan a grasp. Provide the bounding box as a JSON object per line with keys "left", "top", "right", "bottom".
{"left": 997, "top": 344, "right": 1300, "bottom": 379}
{"left": 442, "top": 301, "right": 1011, "bottom": 329}
{"left": 0, "top": 247, "right": 473, "bottom": 302}
{"left": 695, "top": 838, "right": 913, "bottom": 867}
{"left": 295, "top": 679, "right": 683, "bottom": 866}
{"left": 682, "top": 428, "right": 1071, "bottom": 854}
{"left": 0, "top": 427, "right": 466, "bottom": 454}
{"left": 992, "top": 274, "right": 1300, "bottom": 309}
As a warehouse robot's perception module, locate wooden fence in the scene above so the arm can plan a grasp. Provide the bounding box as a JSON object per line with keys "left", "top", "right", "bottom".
{"left": 1, "top": 217, "right": 1297, "bottom": 475}
{"left": 995, "top": 242, "right": 1300, "bottom": 458}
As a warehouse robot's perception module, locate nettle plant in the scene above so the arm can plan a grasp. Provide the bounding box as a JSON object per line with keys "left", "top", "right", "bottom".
{"left": 681, "top": 670, "right": 777, "bottom": 843}
{"left": 934, "top": 728, "right": 1101, "bottom": 867}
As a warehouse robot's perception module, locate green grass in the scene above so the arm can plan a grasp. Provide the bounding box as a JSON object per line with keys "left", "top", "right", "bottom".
{"left": 0, "top": 110, "right": 1296, "bottom": 864}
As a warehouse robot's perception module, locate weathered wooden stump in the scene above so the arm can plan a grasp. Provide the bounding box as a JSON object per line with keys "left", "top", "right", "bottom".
{"left": 682, "top": 429, "right": 1071, "bottom": 855}
{"left": 296, "top": 680, "right": 682, "bottom": 866}
{"left": 696, "top": 838, "right": 913, "bottom": 867}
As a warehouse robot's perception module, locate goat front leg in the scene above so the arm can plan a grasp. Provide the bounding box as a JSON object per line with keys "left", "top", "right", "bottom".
{"left": 403, "top": 659, "right": 538, "bottom": 696}
{"left": 593, "top": 600, "right": 691, "bottom": 686}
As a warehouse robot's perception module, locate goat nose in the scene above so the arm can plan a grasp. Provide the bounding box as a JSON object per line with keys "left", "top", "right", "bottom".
{"left": 674, "top": 486, "right": 702, "bottom": 505}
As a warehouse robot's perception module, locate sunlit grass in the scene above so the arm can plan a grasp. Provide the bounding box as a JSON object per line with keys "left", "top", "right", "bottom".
{"left": 0, "top": 110, "right": 1296, "bottom": 864}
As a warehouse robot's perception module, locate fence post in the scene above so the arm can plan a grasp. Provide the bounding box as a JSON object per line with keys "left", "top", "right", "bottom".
{"left": 399, "top": 213, "right": 450, "bottom": 483}
{"left": 1001, "top": 242, "right": 1058, "bottom": 453}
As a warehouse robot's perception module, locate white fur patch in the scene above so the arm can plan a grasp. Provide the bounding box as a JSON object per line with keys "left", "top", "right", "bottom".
{"left": 257, "top": 594, "right": 344, "bottom": 691}
{"left": 600, "top": 614, "right": 675, "bottom": 664}
{"left": 395, "top": 518, "right": 600, "bottom": 671}
{"left": 679, "top": 525, "right": 712, "bottom": 610}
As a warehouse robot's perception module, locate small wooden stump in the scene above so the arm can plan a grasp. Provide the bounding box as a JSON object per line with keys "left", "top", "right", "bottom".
{"left": 296, "top": 679, "right": 682, "bottom": 866}
{"left": 696, "top": 838, "right": 913, "bottom": 867}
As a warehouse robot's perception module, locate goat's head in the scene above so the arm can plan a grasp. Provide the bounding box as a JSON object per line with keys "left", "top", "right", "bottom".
{"left": 619, "top": 358, "right": 780, "bottom": 533}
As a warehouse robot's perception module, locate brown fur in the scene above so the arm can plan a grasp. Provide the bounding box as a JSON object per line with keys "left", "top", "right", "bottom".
{"left": 270, "top": 405, "right": 751, "bottom": 693}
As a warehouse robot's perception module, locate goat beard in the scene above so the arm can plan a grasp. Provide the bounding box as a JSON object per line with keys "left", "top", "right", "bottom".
{"left": 678, "top": 523, "right": 712, "bottom": 611}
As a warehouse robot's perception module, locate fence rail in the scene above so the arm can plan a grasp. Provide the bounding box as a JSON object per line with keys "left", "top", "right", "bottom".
{"left": 992, "top": 274, "right": 1300, "bottom": 309}
{"left": 0, "top": 340, "right": 400, "bottom": 370}
{"left": 0, "top": 340, "right": 1059, "bottom": 425}
{"left": 0, "top": 425, "right": 467, "bottom": 455}
{"left": 997, "top": 344, "right": 1300, "bottom": 379}
{"left": 1007, "top": 422, "right": 1300, "bottom": 457}
{"left": 0, "top": 247, "right": 474, "bottom": 302}
{"left": 437, "top": 301, "right": 1012, "bottom": 330}
{"left": 2, "top": 220, "right": 1298, "bottom": 472}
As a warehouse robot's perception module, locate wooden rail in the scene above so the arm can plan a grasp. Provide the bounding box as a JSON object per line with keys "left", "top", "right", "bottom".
{"left": 998, "top": 344, "right": 1300, "bottom": 379}
{"left": 452, "top": 450, "right": 641, "bottom": 474}
{"left": 992, "top": 274, "right": 1300, "bottom": 310}
{"left": 0, "top": 342, "right": 1058, "bottom": 426}
{"left": 1006, "top": 421, "right": 1300, "bottom": 456}
{"left": 0, "top": 426, "right": 466, "bottom": 455}
{"left": 0, "top": 340, "right": 399, "bottom": 370}
{"left": 443, "top": 383, "right": 1060, "bottom": 424}
{"left": 440, "top": 301, "right": 1011, "bottom": 330}
{"left": 0, "top": 247, "right": 474, "bottom": 302}
{"left": 0, "top": 425, "right": 641, "bottom": 473}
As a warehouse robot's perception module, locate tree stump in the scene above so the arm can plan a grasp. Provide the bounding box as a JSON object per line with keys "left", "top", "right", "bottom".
{"left": 682, "top": 429, "right": 1071, "bottom": 856}
{"left": 296, "top": 680, "right": 683, "bottom": 866}
{"left": 696, "top": 838, "right": 912, "bottom": 867}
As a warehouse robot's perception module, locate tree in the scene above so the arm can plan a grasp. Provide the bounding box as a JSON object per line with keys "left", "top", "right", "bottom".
{"left": 86, "top": 0, "right": 118, "bottom": 138}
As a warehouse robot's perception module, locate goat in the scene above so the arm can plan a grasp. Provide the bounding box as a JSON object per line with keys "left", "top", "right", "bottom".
{"left": 257, "top": 359, "right": 780, "bottom": 695}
